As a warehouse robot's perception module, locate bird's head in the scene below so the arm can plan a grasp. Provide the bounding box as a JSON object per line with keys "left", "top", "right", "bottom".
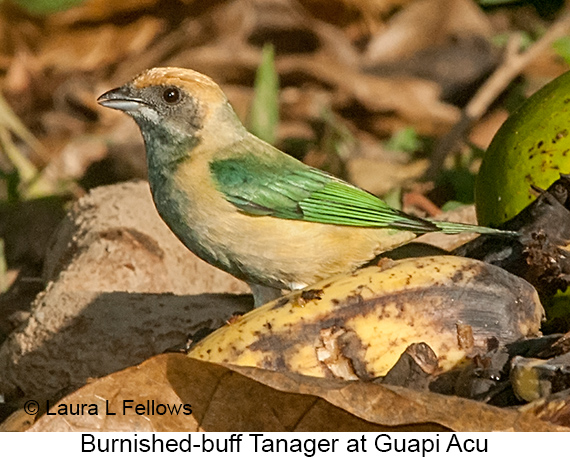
{"left": 98, "top": 67, "right": 247, "bottom": 155}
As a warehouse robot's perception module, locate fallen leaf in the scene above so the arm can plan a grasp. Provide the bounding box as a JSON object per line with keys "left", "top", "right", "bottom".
{"left": 25, "top": 355, "right": 566, "bottom": 432}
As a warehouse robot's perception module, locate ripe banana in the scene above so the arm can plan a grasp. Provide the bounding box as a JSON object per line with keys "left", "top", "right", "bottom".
{"left": 189, "top": 256, "right": 544, "bottom": 380}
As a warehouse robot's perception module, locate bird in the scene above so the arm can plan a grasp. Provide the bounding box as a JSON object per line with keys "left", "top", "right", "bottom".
{"left": 98, "top": 67, "right": 515, "bottom": 306}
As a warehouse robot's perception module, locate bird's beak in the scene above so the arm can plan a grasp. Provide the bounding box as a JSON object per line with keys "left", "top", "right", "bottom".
{"left": 97, "top": 85, "right": 147, "bottom": 112}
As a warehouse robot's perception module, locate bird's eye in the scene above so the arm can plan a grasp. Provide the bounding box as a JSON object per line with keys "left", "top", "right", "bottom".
{"left": 162, "top": 87, "right": 181, "bottom": 104}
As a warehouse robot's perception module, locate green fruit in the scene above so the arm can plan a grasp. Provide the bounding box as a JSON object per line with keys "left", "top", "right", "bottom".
{"left": 476, "top": 70, "right": 570, "bottom": 227}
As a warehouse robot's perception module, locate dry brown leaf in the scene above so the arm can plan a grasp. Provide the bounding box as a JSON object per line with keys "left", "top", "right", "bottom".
{"left": 521, "top": 391, "right": 570, "bottom": 428}
{"left": 26, "top": 354, "right": 388, "bottom": 432}
{"left": 469, "top": 108, "right": 509, "bottom": 150}
{"left": 299, "top": 0, "right": 412, "bottom": 29}
{"left": 47, "top": 0, "right": 162, "bottom": 24}
{"left": 38, "top": 18, "right": 164, "bottom": 72}
{"left": 0, "top": 408, "right": 35, "bottom": 432}
{"left": 364, "top": 0, "right": 493, "bottom": 64}
{"left": 26, "top": 355, "right": 567, "bottom": 432}
{"left": 277, "top": 55, "right": 460, "bottom": 134}
{"left": 347, "top": 157, "right": 428, "bottom": 195}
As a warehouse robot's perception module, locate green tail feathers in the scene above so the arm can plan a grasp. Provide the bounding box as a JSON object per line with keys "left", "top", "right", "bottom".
{"left": 431, "top": 220, "right": 517, "bottom": 236}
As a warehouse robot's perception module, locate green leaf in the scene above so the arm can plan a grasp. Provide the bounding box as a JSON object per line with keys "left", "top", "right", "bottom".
{"left": 319, "top": 108, "right": 355, "bottom": 161}
{"left": 0, "top": 168, "right": 21, "bottom": 203}
{"left": 439, "top": 167, "right": 476, "bottom": 204}
{"left": 248, "top": 43, "right": 279, "bottom": 145}
{"left": 490, "top": 32, "right": 533, "bottom": 52}
{"left": 553, "top": 36, "right": 570, "bottom": 64}
{"left": 441, "top": 201, "right": 467, "bottom": 212}
{"left": 0, "top": 126, "right": 37, "bottom": 185}
{"left": 0, "top": 239, "right": 6, "bottom": 293}
{"left": 385, "top": 127, "right": 421, "bottom": 154}
{"left": 10, "top": 0, "right": 86, "bottom": 15}
{"left": 381, "top": 187, "right": 402, "bottom": 211}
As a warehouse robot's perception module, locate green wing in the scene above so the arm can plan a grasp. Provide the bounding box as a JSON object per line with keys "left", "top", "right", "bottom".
{"left": 209, "top": 136, "right": 439, "bottom": 233}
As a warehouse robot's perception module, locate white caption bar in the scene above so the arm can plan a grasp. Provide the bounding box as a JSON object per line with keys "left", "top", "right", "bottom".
{"left": 0, "top": 432, "right": 558, "bottom": 456}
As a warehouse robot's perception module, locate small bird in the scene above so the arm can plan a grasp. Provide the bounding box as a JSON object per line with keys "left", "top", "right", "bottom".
{"left": 98, "top": 67, "right": 514, "bottom": 306}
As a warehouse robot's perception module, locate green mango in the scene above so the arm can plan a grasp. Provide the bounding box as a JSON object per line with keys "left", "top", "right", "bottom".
{"left": 476, "top": 70, "right": 570, "bottom": 227}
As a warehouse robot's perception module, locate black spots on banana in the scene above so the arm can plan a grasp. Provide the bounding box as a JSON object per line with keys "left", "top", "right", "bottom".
{"left": 272, "top": 296, "right": 292, "bottom": 310}
{"left": 270, "top": 288, "right": 324, "bottom": 310}
{"left": 456, "top": 323, "right": 474, "bottom": 351}
{"left": 299, "top": 288, "right": 324, "bottom": 304}
{"left": 337, "top": 330, "right": 370, "bottom": 379}
{"left": 260, "top": 353, "right": 288, "bottom": 371}
{"left": 449, "top": 261, "right": 480, "bottom": 284}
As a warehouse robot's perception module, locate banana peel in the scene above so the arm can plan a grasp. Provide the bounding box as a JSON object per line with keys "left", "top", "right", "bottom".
{"left": 189, "top": 256, "right": 544, "bottom": 380}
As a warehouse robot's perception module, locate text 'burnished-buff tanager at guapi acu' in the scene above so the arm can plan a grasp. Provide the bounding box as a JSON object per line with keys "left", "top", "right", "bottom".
{"left": 98, "top": 67, "right": 514, "bottom": 306}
